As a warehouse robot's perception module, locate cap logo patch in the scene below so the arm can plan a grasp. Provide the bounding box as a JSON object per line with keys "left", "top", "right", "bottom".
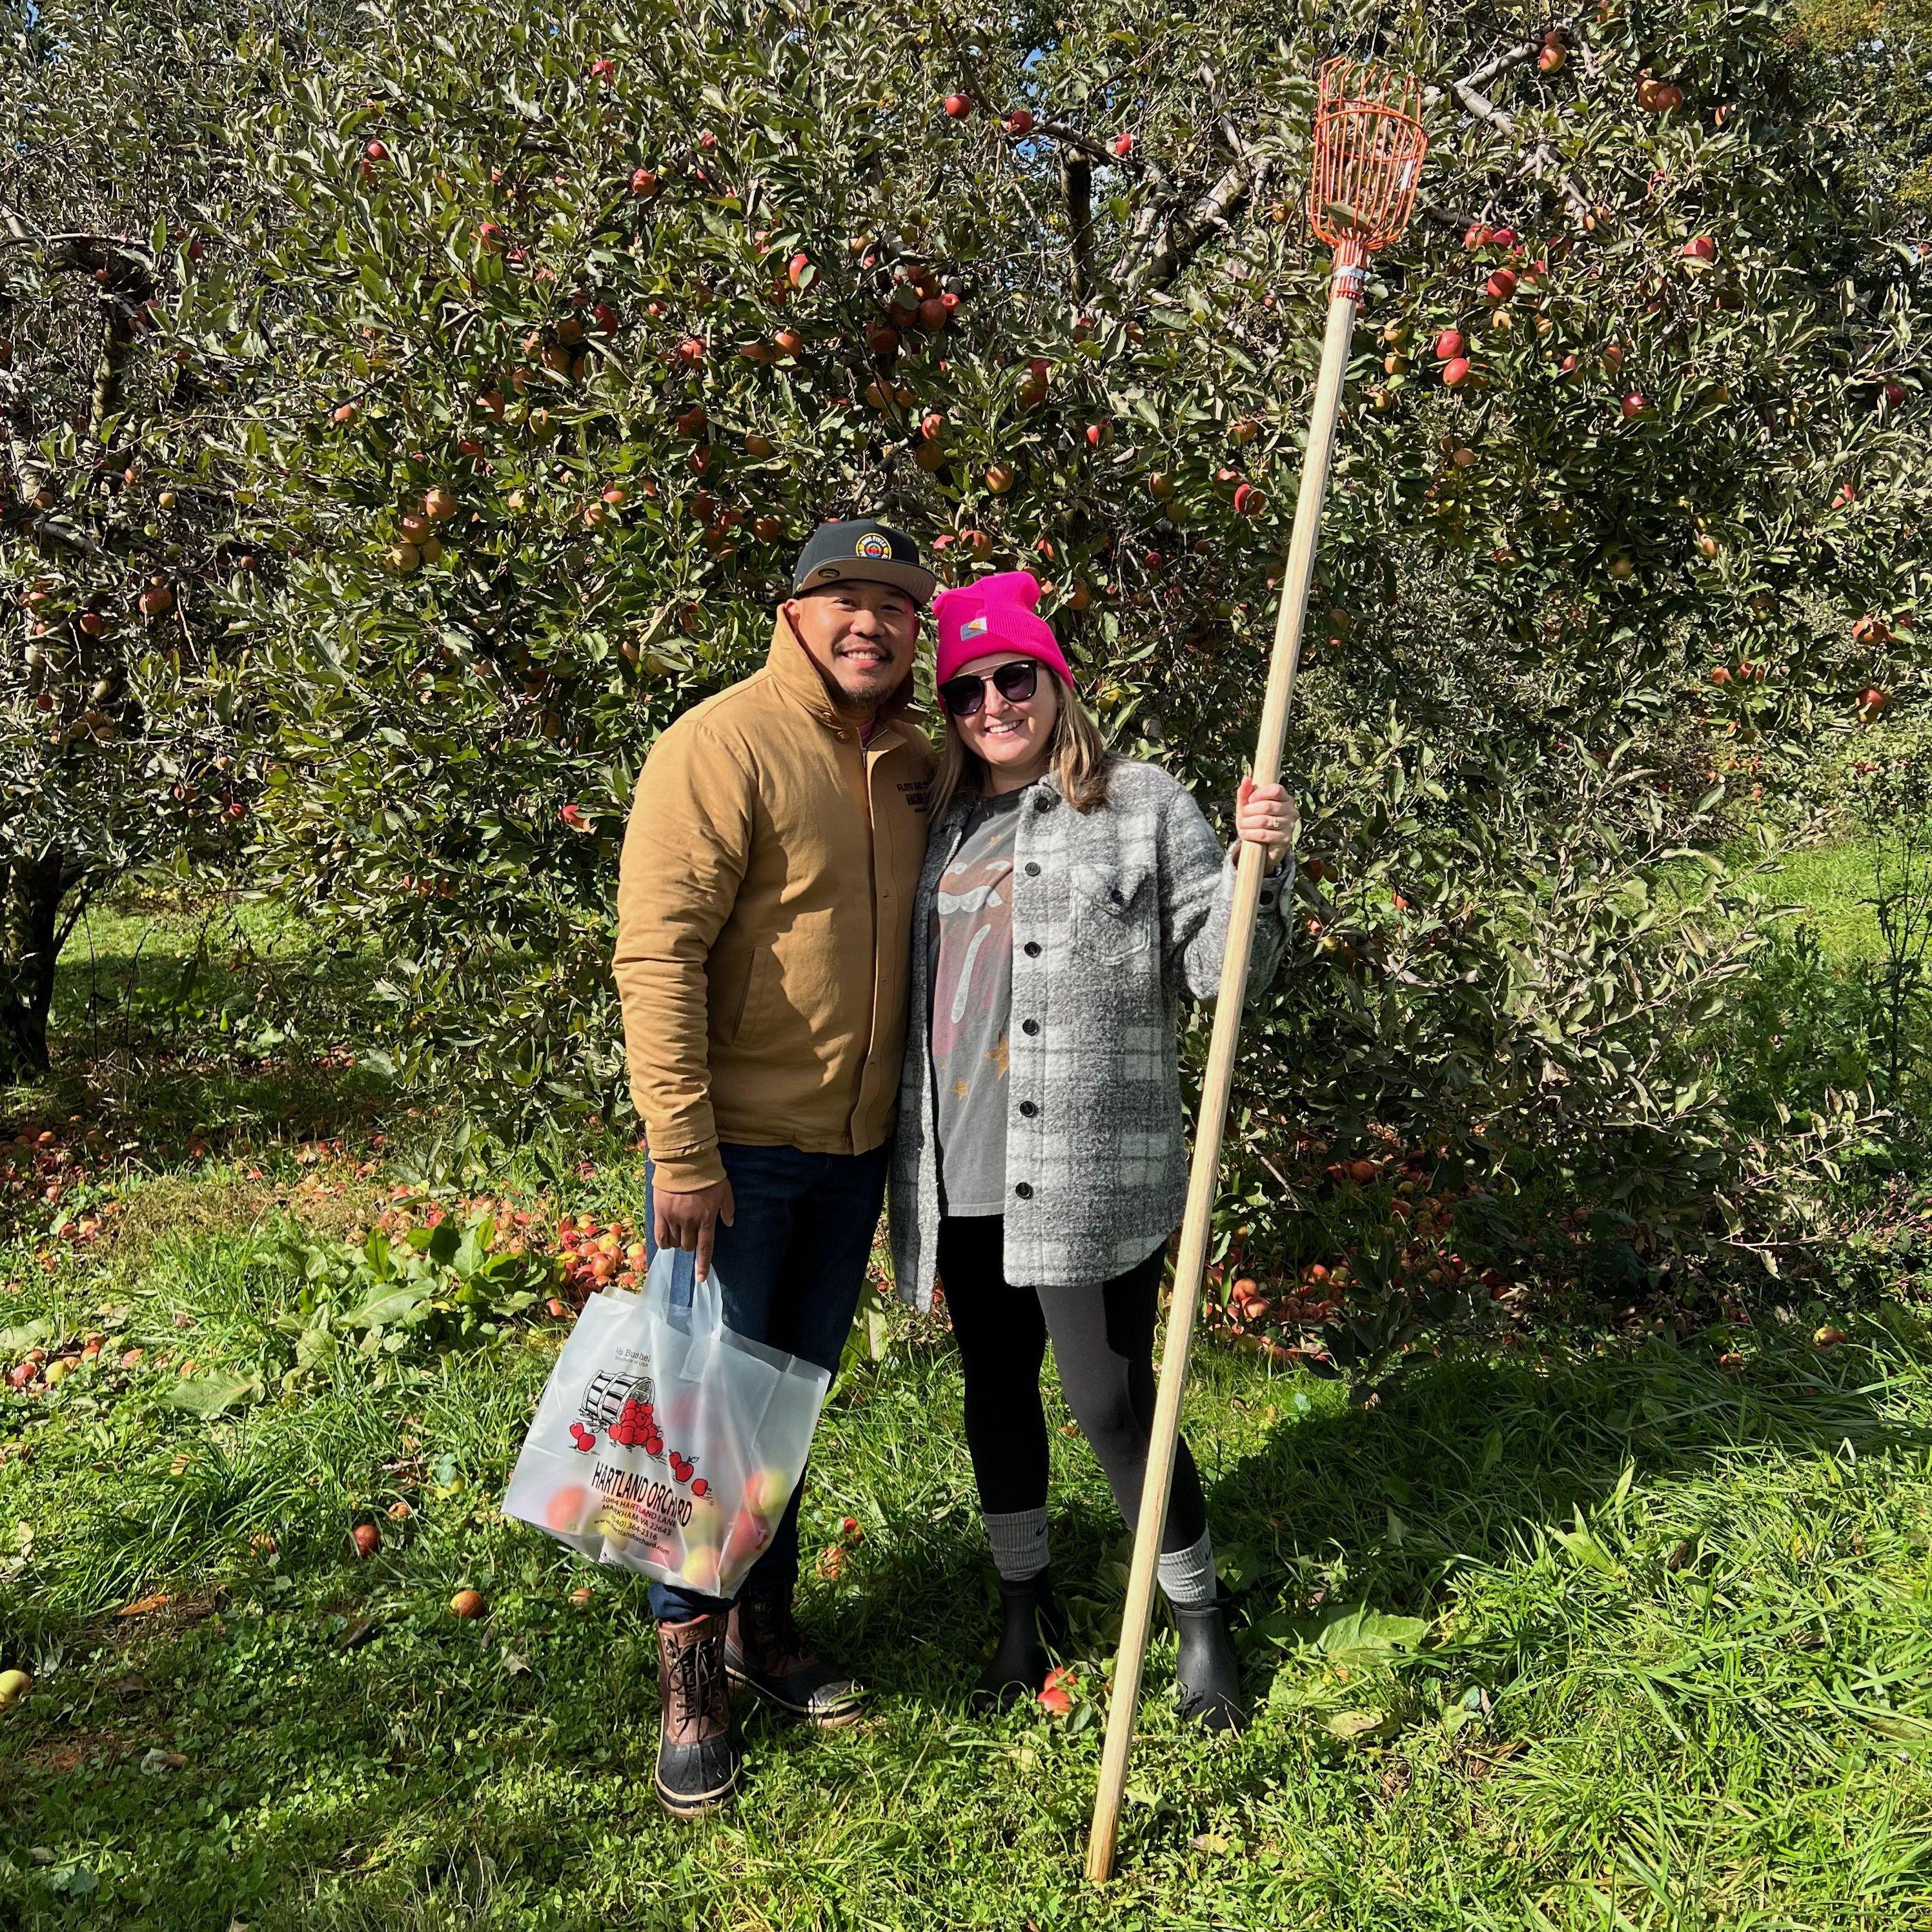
{"left": 855, "top": 533, "right": 892, "bottom": 559}
{"left": 961, "top": 614, "right": 988, "bottom": 638}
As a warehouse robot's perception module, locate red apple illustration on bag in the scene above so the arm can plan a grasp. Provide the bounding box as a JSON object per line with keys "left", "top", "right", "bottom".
{"left": 669, "top": 1452, "right": 695, "bottom": 1484}
{"left": 689, "top": 1477, "right": 709, "bottom": 1499}
{"left": 568, "top": 1421, "right": 596, "bottom": 1452}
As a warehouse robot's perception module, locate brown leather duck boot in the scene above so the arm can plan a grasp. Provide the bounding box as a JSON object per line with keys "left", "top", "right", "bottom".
{"left": 655, "top": 1612, "right": 740, "bottom": 1818}
{"left": 724, "top": 1580, "right": 864, "bottom": 1727}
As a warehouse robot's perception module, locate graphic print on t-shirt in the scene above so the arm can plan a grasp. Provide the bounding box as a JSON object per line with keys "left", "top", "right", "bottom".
{"left": 930, "top": 791, "right": 1022, "bottom": 1215}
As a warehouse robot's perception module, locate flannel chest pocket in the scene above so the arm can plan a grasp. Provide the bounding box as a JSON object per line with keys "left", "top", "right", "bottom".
{"left": 1069, "top": 860, "right": 1154, "bottom": 964}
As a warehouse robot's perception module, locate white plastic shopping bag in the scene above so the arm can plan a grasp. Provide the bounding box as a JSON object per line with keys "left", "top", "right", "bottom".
{"left": 503, "top": 1245, "right": 831, "bottom": 1596}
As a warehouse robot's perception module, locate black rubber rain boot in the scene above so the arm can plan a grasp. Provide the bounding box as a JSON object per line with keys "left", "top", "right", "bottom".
{"left": 1172, "top": 1594, "right": 1244, "bottom": 1733}
{"left": 655, "top": 1612, "right": 742, "bottom": 1818}
{"left": 971, "top": 1569, "right": 1068, "bottom": 1711}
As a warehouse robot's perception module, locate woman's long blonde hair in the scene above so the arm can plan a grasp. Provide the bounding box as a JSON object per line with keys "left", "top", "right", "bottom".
{"left": 928, "top": 667, "right": 1113, "bottom": 824}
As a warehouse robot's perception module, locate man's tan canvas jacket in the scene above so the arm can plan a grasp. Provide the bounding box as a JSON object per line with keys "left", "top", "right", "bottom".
{"left": 613, "top": 613, "right": 934, "bottom": 1191}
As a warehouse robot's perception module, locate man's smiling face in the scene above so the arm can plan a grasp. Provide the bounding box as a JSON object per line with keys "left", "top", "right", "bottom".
{"left": 782, "top": 580, "right": 922, "bottom": 712}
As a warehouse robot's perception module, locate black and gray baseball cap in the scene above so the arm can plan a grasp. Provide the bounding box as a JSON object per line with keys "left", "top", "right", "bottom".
{"left": 791, "top": 518, "right": 934, "bottom": 605}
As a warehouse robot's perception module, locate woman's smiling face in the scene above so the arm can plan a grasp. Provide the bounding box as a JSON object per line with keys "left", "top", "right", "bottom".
{"left": 950, "top": 653, "right": 1059, "bottom": 788}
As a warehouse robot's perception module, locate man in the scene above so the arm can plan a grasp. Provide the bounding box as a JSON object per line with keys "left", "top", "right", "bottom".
{"left": 613, "top": 518, "right": 934, "bottom": 1818}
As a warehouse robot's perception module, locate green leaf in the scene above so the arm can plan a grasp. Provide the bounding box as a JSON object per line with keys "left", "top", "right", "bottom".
{"left": 1321, "top": 1708, "right": 1398, "bottom": 1741}
{"left": 341, "top": 1283, "right": 431, "bottom": 1329}
{"left": 1302, "top": 1604, "right": 1432, "bottom": 1661}
{"left": 163, "top": 1370, "right": 265, "bottom": 1418}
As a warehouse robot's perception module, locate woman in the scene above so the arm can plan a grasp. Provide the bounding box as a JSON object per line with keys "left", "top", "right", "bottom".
{"left": 890, "top": 571, "right": 1293, "bottom": 1731}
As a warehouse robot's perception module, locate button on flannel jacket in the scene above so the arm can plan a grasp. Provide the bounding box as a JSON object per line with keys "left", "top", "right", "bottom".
{"left": 889, "top": 758, "right": 1289, "bottom": 1305}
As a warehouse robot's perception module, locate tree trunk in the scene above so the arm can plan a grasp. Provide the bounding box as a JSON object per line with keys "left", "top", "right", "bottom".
{"left": 1, "top": 855, "right": 71, "bottom": 1081}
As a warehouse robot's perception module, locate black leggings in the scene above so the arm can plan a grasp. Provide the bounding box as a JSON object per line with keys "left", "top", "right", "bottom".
{"left": 938, "top": 1214, "right": 1208, "bottom": 1555}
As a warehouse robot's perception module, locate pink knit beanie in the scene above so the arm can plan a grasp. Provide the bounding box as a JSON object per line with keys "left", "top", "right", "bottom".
{"left": 932, "top": 571, "right": 1075, "bottom": 687}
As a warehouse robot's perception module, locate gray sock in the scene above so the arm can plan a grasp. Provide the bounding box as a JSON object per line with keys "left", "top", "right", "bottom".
{"left": 983, "top": 1507, "right": 1050, "bottom": 1581}
{"left": 1157, "top": 1529, "right": 1217, "bottom": 1609}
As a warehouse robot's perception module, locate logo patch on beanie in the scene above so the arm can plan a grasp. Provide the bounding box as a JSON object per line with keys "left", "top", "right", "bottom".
{"left": 961, "top": 614, "right": 988, "bottom": 638}
{"left": 855, "top": 532, "right": 892, "bottom": 559}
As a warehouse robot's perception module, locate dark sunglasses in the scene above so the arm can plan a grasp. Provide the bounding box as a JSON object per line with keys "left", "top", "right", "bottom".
{"left": 938, "top": 658, "right": 1040, "bottom": 718}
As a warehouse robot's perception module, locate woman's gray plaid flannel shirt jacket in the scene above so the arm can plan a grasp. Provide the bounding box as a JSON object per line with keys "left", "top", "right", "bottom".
{"left": 888, "top": 757, "right": 1289, "bottom": 1307}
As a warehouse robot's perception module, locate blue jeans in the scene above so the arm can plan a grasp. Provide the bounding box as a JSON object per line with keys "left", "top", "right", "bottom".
{"left": 644, "top": 1141, "right": 890, "bottom": 1623}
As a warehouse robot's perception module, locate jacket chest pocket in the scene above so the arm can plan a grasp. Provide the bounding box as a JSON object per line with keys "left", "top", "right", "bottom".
{"left": 1070, "top": 860, "right": 1154, "bottom": 964}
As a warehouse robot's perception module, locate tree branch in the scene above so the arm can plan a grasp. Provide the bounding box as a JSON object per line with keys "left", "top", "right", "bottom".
{"left": 1137, "top": 149, "right": 1265, "bottom": 292}
{"left": 1062, "top": 150, "right": 1093, "bottom": 305}
{"left": 1425, "top": 23, "right": 1593, "bottom": 222}
{"left": 1032, "top": 120, "right": 1167, "bottom": 194}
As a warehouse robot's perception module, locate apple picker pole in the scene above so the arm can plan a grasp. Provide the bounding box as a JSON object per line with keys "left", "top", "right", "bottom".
{"left": 1085, "top": 61, "right": 1427, "bottom": 1886}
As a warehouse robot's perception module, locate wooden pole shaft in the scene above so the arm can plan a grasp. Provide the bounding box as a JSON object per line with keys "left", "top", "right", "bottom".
{"left": 1084, "top": 259, "right": 1363, "bottom": 1886}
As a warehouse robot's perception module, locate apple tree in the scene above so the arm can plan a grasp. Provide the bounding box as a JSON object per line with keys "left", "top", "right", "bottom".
{"left": 0, "top": 0, "right": 363, "bottom": 1079}
{"left": 183, "top": 0, "right": 1930, "bottom": 1285}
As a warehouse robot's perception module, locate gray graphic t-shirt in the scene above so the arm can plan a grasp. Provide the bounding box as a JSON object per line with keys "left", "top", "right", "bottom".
{"left": 930, "top": 788, "right": 1026, "bottom": 1216}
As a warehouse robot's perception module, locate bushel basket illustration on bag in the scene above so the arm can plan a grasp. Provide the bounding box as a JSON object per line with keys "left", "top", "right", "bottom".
{"left": 503, "top": 1246, "right": 831, "bottom": 1596}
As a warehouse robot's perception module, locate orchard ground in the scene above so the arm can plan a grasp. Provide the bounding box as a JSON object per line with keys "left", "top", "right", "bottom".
{"left": 2, "top": 861, "right": 1930, "bottom": 1931}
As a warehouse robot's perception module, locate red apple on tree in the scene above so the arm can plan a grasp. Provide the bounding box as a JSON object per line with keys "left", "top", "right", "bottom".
{"left": 1434, "top": 328, "right": 1465, "bottom": 362}
{"left": 1005, "top": 108, "right": 1033, "bottom": 136}
{"left": 1112, "top": 132, "right": 1133, "bottom": 158}
{"left": 944, "top": 93, "right": 971, "bottom": 119}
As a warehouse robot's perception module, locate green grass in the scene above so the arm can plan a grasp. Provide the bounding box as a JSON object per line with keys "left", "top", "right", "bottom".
{"left": 2, "top": 1157, "right": 1929, "bottom": 1929}
{"left": 3, "top": 860, "right": 1930, "bottom": 1929}
{"left": 1758, "top": 841, "right": 1886, "bottom": 965}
